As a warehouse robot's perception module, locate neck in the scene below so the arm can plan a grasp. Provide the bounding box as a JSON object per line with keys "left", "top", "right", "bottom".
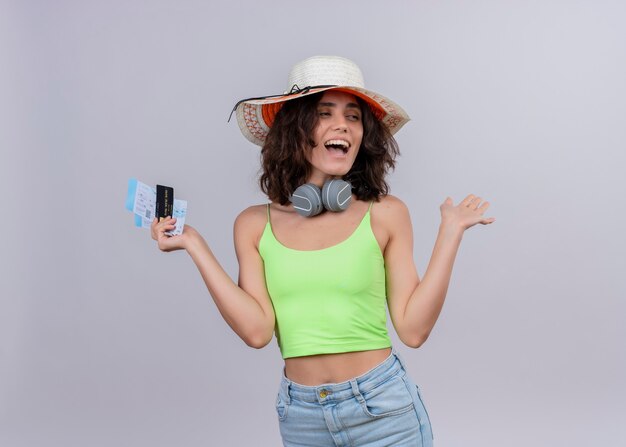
{"left": 307, "top": 173, "right": 339, "bottom": 188}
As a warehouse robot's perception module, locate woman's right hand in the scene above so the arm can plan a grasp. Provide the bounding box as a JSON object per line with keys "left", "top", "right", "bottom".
{"left": 151, "top": 217, "right": 197, "bottom": 252}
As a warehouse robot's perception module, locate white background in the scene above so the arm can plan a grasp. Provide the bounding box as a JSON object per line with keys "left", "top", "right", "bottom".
{"left": 1, "top": 1, "right": 624, "bottom": 445}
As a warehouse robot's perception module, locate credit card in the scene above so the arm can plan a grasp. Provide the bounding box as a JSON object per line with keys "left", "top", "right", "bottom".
{"left": 156, "top": 184, "right": 174, "bottom": 220}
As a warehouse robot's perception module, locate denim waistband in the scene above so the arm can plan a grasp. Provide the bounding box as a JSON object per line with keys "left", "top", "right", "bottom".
{"left": 279, "top": 349, "right": 408, "bottom": 405}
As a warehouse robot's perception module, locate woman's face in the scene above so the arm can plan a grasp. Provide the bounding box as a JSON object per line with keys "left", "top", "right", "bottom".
{"left": 305, "top": 90, "right": 364, "bottom": 186}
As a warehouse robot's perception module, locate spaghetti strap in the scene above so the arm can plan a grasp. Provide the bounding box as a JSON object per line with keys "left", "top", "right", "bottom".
{"left": 368, "top": 201, "right": 374, "bottom": 212}
{"left": 266, "top": 203, "right": 272, "bottom": 226}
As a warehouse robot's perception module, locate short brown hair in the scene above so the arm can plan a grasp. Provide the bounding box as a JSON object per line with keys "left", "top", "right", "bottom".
{"left": 259, "top": 92, "right": 400, "bottom": 205}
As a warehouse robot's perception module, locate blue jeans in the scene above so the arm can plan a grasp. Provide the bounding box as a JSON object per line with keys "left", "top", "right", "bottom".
{"left": 276, "top": 350, "right": 434, "bottom": 446}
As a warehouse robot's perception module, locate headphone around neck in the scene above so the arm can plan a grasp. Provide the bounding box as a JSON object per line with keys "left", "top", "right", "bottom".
{"left": 290, "top": 179, "right": 352, "bottom": 217}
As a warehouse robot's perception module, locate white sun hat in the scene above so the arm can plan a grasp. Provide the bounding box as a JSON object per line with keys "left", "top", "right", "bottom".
{"left": 230, "top": 55, "right": 410, "bottom": 146}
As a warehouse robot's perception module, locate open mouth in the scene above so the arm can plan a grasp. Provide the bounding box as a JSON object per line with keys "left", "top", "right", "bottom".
{"left": 324, "top": 139, "right": 350, "bottom": 154}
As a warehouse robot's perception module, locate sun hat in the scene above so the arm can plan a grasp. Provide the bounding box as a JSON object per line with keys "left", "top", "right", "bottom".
{"left": 230, "top": 55, "right": 410, "bottom": 146}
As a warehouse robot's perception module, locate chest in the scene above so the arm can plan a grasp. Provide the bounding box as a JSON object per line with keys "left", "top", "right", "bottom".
{"left": 269, "top": 206, "right": 386, "bottom": 252}
{"left": 261, "top": 225, "right": 386, "bottom": 298}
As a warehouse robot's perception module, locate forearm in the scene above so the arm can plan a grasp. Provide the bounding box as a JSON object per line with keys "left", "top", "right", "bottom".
{"left": 404, "top": 222, "right": 464, "bottom": 344}
{"left": 186, "top": 234, "right": 273, "bottom": 346}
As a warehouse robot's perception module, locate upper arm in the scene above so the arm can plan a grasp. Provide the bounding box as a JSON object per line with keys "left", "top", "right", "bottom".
{"left": 233, "top": 206, "right": 275, "bottom": 324}
{"left": 375, "top": 196, "right": 420, "bottom": 341}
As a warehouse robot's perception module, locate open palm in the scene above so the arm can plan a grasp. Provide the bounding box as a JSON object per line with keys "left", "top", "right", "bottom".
{"left": 440, "top": 194, "right": 495, "bottom": 230}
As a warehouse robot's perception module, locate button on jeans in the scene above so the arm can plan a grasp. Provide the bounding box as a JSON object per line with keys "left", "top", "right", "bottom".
{"left": 276, "top": 350, "right": 434, "bottom": 446}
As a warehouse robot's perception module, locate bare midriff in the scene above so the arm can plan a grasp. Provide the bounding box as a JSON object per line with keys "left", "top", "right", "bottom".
{"left": 284, "top": 347, "right": 392, "bottom": 386}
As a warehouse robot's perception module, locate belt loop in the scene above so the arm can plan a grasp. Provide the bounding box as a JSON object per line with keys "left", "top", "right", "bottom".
{"left": 284, "top": 380, "right": 292, "bottom": 405}
{"left": 350, "top": 379, "right": 365, "bottom": 404}
{"left": 280, "top": 375, "right": 292, "bottom": 405}
{"left": 393, "top": 349, "right": 408, "bottom": 371}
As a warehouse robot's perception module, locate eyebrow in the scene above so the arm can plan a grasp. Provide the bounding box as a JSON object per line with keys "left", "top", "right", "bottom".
{"left": 318, "top": 102, "right": 361, "bottom": 110}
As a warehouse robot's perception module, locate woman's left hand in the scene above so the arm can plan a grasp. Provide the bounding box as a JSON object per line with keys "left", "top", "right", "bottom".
{"left": 440, "top": 194, "right": 496, "bottom": 231}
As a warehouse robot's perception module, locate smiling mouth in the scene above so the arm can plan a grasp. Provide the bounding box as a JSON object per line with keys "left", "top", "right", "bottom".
{"left": 324, "top": 139, "right": 350, "bottom": 154}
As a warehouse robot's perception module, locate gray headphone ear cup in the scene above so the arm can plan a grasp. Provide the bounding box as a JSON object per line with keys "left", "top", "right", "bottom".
{"left": 321, "top": 179, "right": 352, "bottom": 212}
{"left": 291, "top": 184, "right": 323, "bottom": 217}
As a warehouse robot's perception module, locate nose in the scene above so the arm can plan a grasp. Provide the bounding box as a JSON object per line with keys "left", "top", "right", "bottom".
{"left": 333, "top": 115, "right": 348, "bottom": 132}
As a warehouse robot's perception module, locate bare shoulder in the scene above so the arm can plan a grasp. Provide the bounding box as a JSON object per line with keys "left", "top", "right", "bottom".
{"left": 234, "top": 204, "right": 268, "bottom": 247}
{"left": 373, "top": 194, "right": 411, "bottom": 224}
{"left": 369, "top": 195, "right": 412, "bottom": 251}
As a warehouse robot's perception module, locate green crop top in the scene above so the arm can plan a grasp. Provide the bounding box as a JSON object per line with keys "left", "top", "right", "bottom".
{"left": 258, "top": 203, "right": 392, "bottom": 359}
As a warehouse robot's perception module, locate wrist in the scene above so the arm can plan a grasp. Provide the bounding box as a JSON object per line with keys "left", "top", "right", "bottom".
{"left": 439, "top": 220, "right": 465, "bottom": 237}
{"left": 184, "top": 227, "right": 205, "bottom": 254}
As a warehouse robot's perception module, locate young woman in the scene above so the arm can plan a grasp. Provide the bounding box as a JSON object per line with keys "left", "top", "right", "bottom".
{"left": 151, "top": 56, "right": 495, "bottom": 446}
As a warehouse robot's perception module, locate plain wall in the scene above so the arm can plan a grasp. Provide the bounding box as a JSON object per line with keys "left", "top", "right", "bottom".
{"left": 1, "top": 1, "right": 624, "bottom": 445}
